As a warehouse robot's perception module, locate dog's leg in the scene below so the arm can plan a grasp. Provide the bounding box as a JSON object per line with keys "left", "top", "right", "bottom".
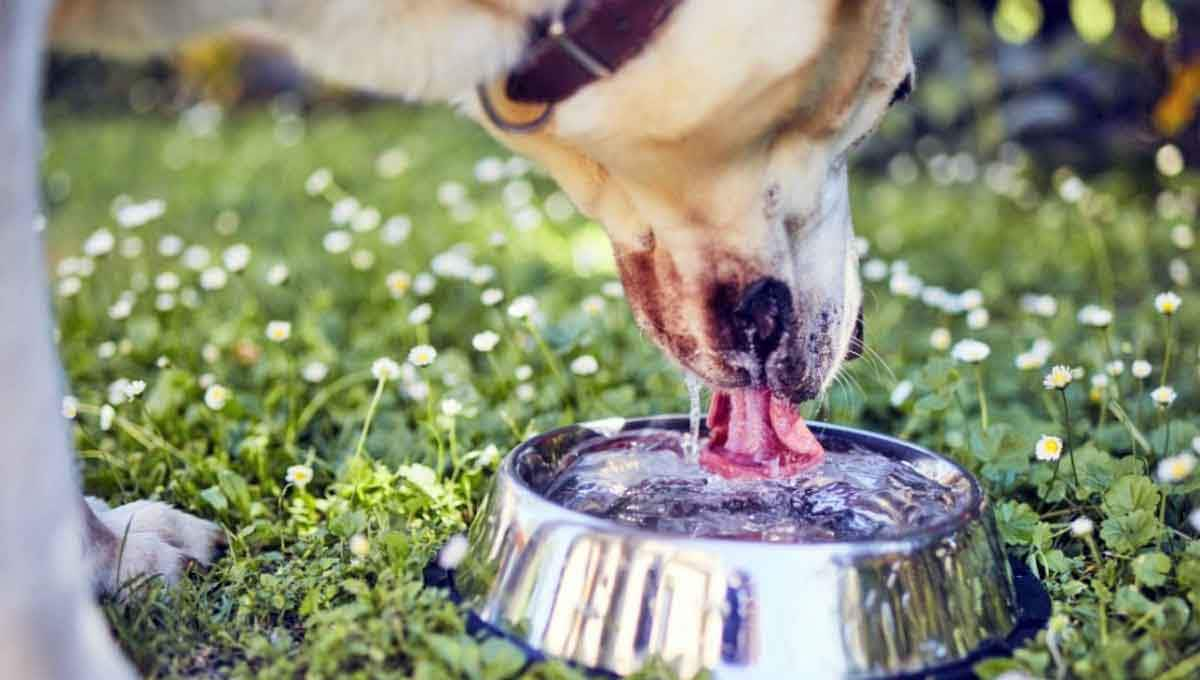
{"left": 0, "top": 1, "right": 136, "bottom": 678}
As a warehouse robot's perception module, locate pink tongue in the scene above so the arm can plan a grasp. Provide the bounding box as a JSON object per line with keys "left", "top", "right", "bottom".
{"left": 701, "top": 388, "right": 824, "bottom": 479}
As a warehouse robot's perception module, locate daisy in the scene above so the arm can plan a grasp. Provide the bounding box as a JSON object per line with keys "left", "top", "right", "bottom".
{"left": 1015, "top": 352, "right": 1045, "bottom": 371}
{"left": 182, "top": 245, "right": 212, "bottom": 270}
{"left": 508, "top": 295, "right": 538, "bottom": 319}
{"left": 437, "top": 534, "right": 470, "bottom": 570}
{"left": 472, "top": 331, "right": 500, "bottom": 352}
{"left": 155, "top": 271, "right": 181, "bottom": 291}
{"left": 376, "top": 147, "right": 410, "bottom": 178}
{"left": 155, "top": 293, "right": 176, "bottom": 311}
{"left": 440, "top": 398, "right": 463, "bottom": 417}
{"left": 57, "top": 277, "right": 82, "bottom": 298}
{"left": 405, "top": 381, "right": 430, "bottom": 401}
{"left": 1131, "top": 360, "right": 1152, "bottom": 379}
{"left": 1154, "top": 291, "right": 1182, "bottom": 316}
{"left": 381, "top": 216, "right": 412, "bottom": 245}
{"left": 349, "top": 534, "right": 370, "bottom": 558}
{"left": 413, "top": 273, "right": 437, "bottom": 296}
{"left": 966, "top": 308, "right": 989, "bottom": 330}
{"left": 204, "top": 384, "right": 229, "bottom": 411}
{"left": 266, "top": 263, "right": 289, "bottom": 286}
{"left": 570, "top": 355, "right": 599, "bottom": 375}
{"left": 516, "top": 383, "right": 536, "bottom": 402}
{"left": 958, "top": 289, "right": 984, "bottom": 310}
{"left": 408, "top": 344, "right": 438, "bottom": 367}
{"left": 515, "top": 365, "right": 533, "bottom": 381}
{"left": 305, "top": 168, "right": 332, "bottom": 196}
{"left": 1171, "top": 224, "right": 1194, "bottom": 249}
{"left": 350, "top": 249, "right": 375, "bottom": 271}
{"left": 120, "top": 236, "right": 144, "bottom": 259}
{"left": 889, "top": 380, "right": 914, "bottom": 408}
{"left": 350, "top": 207, "right": 381, "bottom": 233}
{"left": 474, "top": 156, "right": 505, "bottom": 184}
{"left": 1077, "top": 304, "right": 1113, "bottom": 328}
{"left": 602, "top": 281, "right": 625, "bottom": 298}
{"left": 470, "top": 266, "right": 496, "bottom": 286}
{"left": 581, "top": 295, "right": 606, "bottom": 316}
{"left": 202, "top": 344, "right": 220, "bottom": 364}
{"left": 929, "top": 327, "right": 951, "bottom": 351}
{"left": 481, "top": 288, "right": 504, "bottom": 306}
{"left": 301, "top": 361, "right": 329, "bottom": 383}
{"left": 83, "top": 229, "right": 115, "bottom": 257}
{"left": 265, "top": 321, "right": 292, "bottom": 343}
{"left": 330, "top": 197, "right": 360, "bottom": 225}
{"left": 1151, "top": 385, "right": 1177, "bottom": 408}
{"left": 285, "top": 464, "right": 313, "bottom": 489}
{"left": 1035, "top": 435, "right": 1063, "bottom": 461}
{"left": 1156, "top": 453, "right": 1196, "bottom": 484}
{"left": 322, "top": 230, "right": 352, "bottom": 254}
{"left": 386, "top": 271, "right": 412, "bottom": 298}
{"left": 200, "top": 266, "right": 228, "bottom": 291}
{"left": 1106, "top": 360, "right": 1124, "bottom": 376}
{"left": 1043, "top": 365, "right": 1073, "bottom": 390}
{"left": 99, "top": 404, "right": 115, "bottom": 432}
{"left": 862, "top": 259, "right": 888, "bottom": 281}
{"left": 544, "top": 192, "right": 576, "bottom": 222}
{"left": 950, "top": 339, "right": 990, "bottom": 363}
{"left": 222, "top": 244, "right": 251, "bottom": 272}
{"left": 61, "top": 396, "right": 78, "bottom": 419}
{"left": 158, "top": 235, "right": 185, "bottom": 257}
{"left": 1069, "top": 517, "right": 1094, "bottom": 537}
{"left": 408, "top": 303, "right": 433, "bottom": 325}
{"left": 371, "top": 357, "right": 402, "bottom": 381}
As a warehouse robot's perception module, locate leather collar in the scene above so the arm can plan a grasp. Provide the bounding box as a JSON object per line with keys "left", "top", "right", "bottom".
{"left": 505, "top": 0, "right": 683, "bottom": 104}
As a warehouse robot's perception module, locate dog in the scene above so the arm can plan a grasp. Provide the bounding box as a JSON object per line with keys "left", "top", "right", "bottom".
{"left": 0, "top": 1, "right": 913, "bottom": 676}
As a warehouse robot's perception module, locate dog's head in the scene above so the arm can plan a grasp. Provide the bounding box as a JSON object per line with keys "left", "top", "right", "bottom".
{"left": 475, "top": 0, "right": 913, "bottom": 402}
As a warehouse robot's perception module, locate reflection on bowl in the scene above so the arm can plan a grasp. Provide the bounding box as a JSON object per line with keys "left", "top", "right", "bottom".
{"left": 456, "top": 417, "right": 1033, "bottom": 679}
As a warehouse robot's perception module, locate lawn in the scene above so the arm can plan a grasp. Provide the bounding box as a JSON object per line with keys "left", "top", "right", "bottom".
{"left": 42, "top": 101, "right": 1200, "bottom": 679}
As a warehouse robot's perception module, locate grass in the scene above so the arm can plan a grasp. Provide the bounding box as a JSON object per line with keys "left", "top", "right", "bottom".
{"left": 42, "top": 99, "right": 1200, "bottom": 679}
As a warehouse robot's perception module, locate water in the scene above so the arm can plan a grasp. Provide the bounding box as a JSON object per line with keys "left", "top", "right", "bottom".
{"left": 684, "top": 374, "right": 704, "bottom": 464}
{"left": 544, "top": 429, "right": 966, "bottom": 543}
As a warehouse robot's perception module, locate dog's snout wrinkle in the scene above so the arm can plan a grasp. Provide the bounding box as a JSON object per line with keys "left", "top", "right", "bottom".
{"left": 734, "top": 277, "right": 792, "bottom": 361}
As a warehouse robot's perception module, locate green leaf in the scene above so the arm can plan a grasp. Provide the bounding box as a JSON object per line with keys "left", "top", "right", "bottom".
{"left": 1100, "top": 510, "right": 1158, "bottom": 554}
{"left": 145, "top": 368, "right": 194, "bottom": 420}
{"left": 995, "top": 501, "right": 1039, "bottom": 545}
{"left": 1132, "top": 552, "right": 1171, "bottom": 588}
{"left": 1102, "top": 475, "right": 1160, "bottom": 518}
{"left": 480, "top": 638, "right": 526, "bottom": 680}
{"left": 199, "top": 485, "right": 229, "bottom": 513}
{"left": 217, "top": 469, "right": 253, "bottom": 516}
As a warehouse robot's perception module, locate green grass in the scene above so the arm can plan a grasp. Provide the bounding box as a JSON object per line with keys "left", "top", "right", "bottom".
{"left": 43, "top": 101, "right": 1200, "bottom": 679}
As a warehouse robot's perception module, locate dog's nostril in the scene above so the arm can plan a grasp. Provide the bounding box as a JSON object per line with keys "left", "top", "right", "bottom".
{"left": 734, "top": 278, "right": 792, "bottom": 359}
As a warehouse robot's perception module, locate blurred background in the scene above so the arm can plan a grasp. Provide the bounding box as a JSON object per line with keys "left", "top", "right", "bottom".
{"left": 44, "top": 0, "right": 1200, "bottom": 174}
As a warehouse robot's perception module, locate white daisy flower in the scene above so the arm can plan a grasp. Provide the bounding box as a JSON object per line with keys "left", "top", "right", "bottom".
{"left": 413, "top": 272, "right": 437, "bottom": 296}
{"left": 431, "top": 250, "right": 475, "bottom": 279}
{"left": 204, "top": 384, "right": 229, "bottom": 411}
{"left": 1015, "top": 352, "right": 1045, "bottom": 371}
{"left": 481, "top": 288, "right": 504, "bottom": 306}
{"left": 305, "top": 168, "right": 332, "bottom": 195}
{"left": 1077, "top": 304, "right": 1113, "bottom": 328}
{"left": 61, "top": 396, "right": 78, "bottom": 419}
{"left": 114, "top": 198, "right": 166, "bottom": 228}
{"left": 155, "top": 271, "right": 181, "bottom": 292}
{"left": 507, "top": 295, "right": 538, "bottom": 319}
{"left": 470, "top": 265, "right": 496, "bottom": 286}
{"left": 57, "top": 277, "right": 82, "bottom": 298}
{"left": 889, "top": 271, "right": 923, "bottom": 298}
{"left": 201, "top": 343, "right": 220, "bottom": 364}
{"left": 472, "top": 331, "right": 500, "bottom": 352}
{"left": 348, "top": 534, "right": 370, "bottom": 558}
{"left": 516, "top": 383, "right": 536, "bottom": 402}
{"left": 381, "top": 216, "right": 412, "bottom": 245}
{"left": 1190, "top": 509, "right": 1200, "bottom": 533}
{"left": 405, "top": 381, "right": 430, "bottom": 401}
{"left": 350, "top": 249, "right": 375, "bottom": 271}
{"left": 285, "top": 464, "right": 313, "bottom": 489}
{"left": 1131, "top": 360, "right": 1152, "bottom": 379}
{"left": 99, "top": 404, "right": 115, "bottom": 432}
{"left": 436, "top": 181, "right": 468, "bottom": 207}
{"left": 222, "top": 244, "right": 251, "bottom": 273}
{"left": 502, "top": 180, "right": 534, "bottom": 210}
{"left": 301, "top": 361, "right": 329, "bottom": 383}
{"left": 386, "top": 271, "right": 412, "bottom": 298}
{"left": 371, "top": 357, "right": 402, "bottom": 381}
{"left": 889, "top": 380, "right": 914, "bottom": 407}
{"left": 155, "top": 356, "right": 170, "bottom": 368}
{"left": 181, "top": 245, "right": 212, "bottom": 271}
{"left": 951, "top": 339, "right": 990, "bottom": 364}
{"left": 82, "top": 229, "right": 115, "bottom": 257}
{"left": 200, "top": 266, "right": 228, "bottom": 291}
{"left": 97, "top": 341, "right": 117, "bottom": 359}
{"left": 1151, "top": 385, "right": 1177, "bottom": 408}
{"left": 440, "top": 398, "right": 463, "bottom": 417}
{"left": 602, "top": 281, "right": 625, "bottom": 298}
{"left": 120, "top": 236, "right": 144, "bottom": 259}
{"left": 266, "top": 263, "right": 289, "bottom": 286}
{"left": 1091, "top": 374, "right": 1109, "bottom": 389}
{"left": 1043, "top": 365, "right": 1073, "bottom": 390}
{"left": 581, "top": 295, "right": 606, "bottom": 316}
{"left": 350, "top": 207, "right": 381, "bottom": 233}
{"left": 512, "top": 206, "right": 543, "bottom": 232}
{"left": 323, "top": 230, "right": 352, "bottom": 254}
{"left": 158, "top": 235, "right": 185, "bottom": 257}
{"left": 1069, "top": 517, "right": 1094, "bottom": 537}
{"left": 198, "top": 373, "right": 216, "bottom": 389}
{"left": 862, "top": 259, "right": 889, "bottom": 281}
{"left": 966, "top": 308, "right": 990, "bottom": 330}
{"left": 437, "top": 534, "right": 470, "bottom": 570}
{"left": 330, "top": 197, "right": 360, "bottom": 225}
{"left": 474, "top": 156, "right": 505, "bottom": 184}
{"left": 408, "top": 303, "right": 433, "bottom": 325}
{"left": 958, "top": 289, "right": 984, "bottom": 310}
{"left": 1106, "top": 360, "right": 1124, "bottom": 376}
{"left": 1154, "top": 291, "right": 1182, "bottom": 316}
{"left": 929, "top": 327, "right": 952, "bottom": 351}
{"left": 408, "top": 344, "right": 438, "bottom": 367}
{"left": 1035, "top": 435, "right": 1063, "bottom": 461}
{"left": 1156, "top": 453, "right": 1196, "bottom": 484}
{"left": 1031, "top": 338, "right": 1055, "bottom": 358}
{"left": 265, "top": 320, "right": 292, "bottom": 343}
{"left": 570, "top": 355, "right": 600, "bottom": 375}
{"left": 155, "top": 292, "right": 176, "bottom": 311}
{"left": 1171, "top": 224, "right": 1194, "bottom": 249}
{"left": 515, "top": 365, "right": 533, "bottom": 381}
{"left": 1020, "top": 294, "right": 1058, "bottom": 318}
{"left": 376, "top": 147, "right": 410, "bottom": 178}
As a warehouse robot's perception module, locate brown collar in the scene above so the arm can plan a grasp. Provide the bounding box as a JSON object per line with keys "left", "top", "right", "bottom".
{"left": 504, "top": 0, "right": 683, "bottom": 104}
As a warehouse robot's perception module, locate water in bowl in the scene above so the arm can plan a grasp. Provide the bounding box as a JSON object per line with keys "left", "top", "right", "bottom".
{"left": 544, "top": 429, "right": 968, "bottom": 542}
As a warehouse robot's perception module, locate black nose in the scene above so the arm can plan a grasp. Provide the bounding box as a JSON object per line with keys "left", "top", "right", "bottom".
{"left": 734, "top": 278, "right": 792, "bottom": 360}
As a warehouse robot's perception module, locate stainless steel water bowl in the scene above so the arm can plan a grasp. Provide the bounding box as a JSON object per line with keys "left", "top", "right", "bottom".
{"left": 456, "top": 417, "right": 1020, "bottom": 679}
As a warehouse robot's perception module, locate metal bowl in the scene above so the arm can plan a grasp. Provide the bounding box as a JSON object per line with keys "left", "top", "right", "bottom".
{"left": 455, "top": 417, "right": 1025, "bottom": 679}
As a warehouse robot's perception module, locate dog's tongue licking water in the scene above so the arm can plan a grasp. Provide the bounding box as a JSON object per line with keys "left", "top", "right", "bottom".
{"left": 701, "top": 388, "right": 824, "bottom": 479}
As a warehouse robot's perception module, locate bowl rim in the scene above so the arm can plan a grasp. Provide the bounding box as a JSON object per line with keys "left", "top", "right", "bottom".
{"left": 500, "top": 415, "right": 986, "bottom": 554}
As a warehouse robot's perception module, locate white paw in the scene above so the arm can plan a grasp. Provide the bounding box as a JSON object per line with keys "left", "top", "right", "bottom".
{"left": 90, "top": 500, "right": 224, "bottom": 595}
